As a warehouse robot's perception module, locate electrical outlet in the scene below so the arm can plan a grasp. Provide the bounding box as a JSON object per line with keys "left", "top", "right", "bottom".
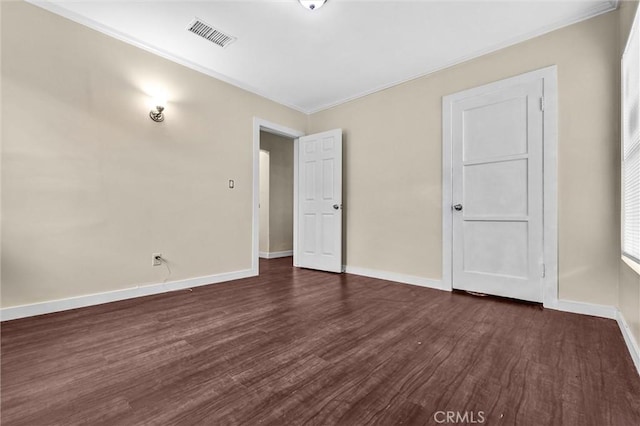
{"left": 152, "top": 253, "right": 162, "bottom": 266}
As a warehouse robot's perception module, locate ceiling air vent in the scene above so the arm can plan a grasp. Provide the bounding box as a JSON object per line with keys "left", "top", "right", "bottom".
{"left": 187, "top": 18, "right": 236, "bottom": 48}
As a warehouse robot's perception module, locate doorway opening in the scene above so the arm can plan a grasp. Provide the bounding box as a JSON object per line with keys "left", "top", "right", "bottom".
{"left": 259, "top": 131, "right": 296, "bottom": 261}
{"left": 252, "top": 118, "right": 344, "bottom": 276}
{"left": 252, "top": 118, "right": 304, "bottom": 275}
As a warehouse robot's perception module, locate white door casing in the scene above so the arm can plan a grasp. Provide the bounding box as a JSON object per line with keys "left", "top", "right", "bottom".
{"left": 296, "top": 129, "right": 343, "bottom": 273}
{"left": 442, "top": 66, "right": 558, "bottom": 305}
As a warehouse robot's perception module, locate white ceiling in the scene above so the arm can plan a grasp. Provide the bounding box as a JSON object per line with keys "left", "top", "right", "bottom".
{"left": 30, "top": 0, "right": 617, "bottom": 113}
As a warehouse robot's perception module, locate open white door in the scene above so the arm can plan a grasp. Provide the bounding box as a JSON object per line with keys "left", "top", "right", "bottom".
{"left": 295, "top": 129, "right": 343, "bottom": 273}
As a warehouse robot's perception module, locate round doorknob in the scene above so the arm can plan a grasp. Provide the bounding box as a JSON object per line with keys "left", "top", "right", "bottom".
{"left": 333, "top": 204, "right": 340, "bottom": 210}
{"left": 453, "top": 204, "right": 463, "bottom": 211}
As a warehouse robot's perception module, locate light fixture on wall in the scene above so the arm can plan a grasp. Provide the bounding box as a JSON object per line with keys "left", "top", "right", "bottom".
{"left": 149, "top": 94, "right": 166, "bottom": 122}
{"left": 299, "top": 0, "right": 326, "bottom": 11}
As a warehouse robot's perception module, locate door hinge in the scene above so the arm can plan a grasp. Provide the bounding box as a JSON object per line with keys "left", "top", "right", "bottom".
{"left": 539, "top": 96, "right": 545, "bottom": 111}
{"left": 541, "top": 263, "right": 546, "bottom": 278}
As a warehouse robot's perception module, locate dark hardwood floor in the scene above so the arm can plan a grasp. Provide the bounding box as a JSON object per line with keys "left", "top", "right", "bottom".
{"left": 1, "top": 257, "right": 639, "bottom": 425}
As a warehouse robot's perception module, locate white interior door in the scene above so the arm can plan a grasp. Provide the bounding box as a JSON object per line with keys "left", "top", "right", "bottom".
{"left": 296, "top": 129, "right": 343, "bottom": 273}
{"left": 451, "top": 78, "right": 544, "bottom": 302}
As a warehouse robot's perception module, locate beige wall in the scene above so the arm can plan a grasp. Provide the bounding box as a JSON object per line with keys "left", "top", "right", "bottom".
{"left": 619, "top": 0, "right": 640, "bottom": 347}
{"left": 310, "top": 10, "right": 621, "bottom": 306}
{"left": 0, "top": 1, "right": 307, "bottom": 307}
{"left": 2, "top": 0, "right": 638, "bottom": 326}
{"left": 259, "top": 150, "right": 270, "bottom": 253}
{"left": 260, "top": 132, "right": 294, "bottom": 253}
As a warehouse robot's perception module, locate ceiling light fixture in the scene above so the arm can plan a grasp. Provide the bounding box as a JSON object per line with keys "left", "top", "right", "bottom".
{"left": 299, "top": 0, "right": 326, "bottom": 11}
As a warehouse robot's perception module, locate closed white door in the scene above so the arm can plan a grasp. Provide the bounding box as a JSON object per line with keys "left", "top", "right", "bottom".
{"left": 296, "top": 129, "right": 343, "bottom": 273}
{"left": 451, "top": 78, "right": 544, "bottom": 302}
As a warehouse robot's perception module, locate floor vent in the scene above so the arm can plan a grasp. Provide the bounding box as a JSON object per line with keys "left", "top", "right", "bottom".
{"left": 187, "top": 18, "right": 236, "bottom": 48}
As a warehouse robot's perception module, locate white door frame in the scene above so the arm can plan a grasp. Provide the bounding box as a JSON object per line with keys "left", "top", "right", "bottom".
{"left": 252, "top": 118, "right": 305, "bottom": 275}
{"left": 441, "top": 65, "right": 558, "bottom": 307}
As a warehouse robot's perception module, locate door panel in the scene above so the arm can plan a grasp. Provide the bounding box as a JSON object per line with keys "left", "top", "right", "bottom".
{"left": 463, "top": 97, "right": 528, "bottom": 161}
{"left": 452, "top": 79, "right": 543, "bottom": 302}
{"left": 303, "top": 214, "right": 316, "bottom": 254}
{"left": 322, "top": 159, "right": 335, "bottom": 199}
{"left": 297, "top": 129, "right": 343, "bottom": 273}
{"left": 322, "top": 213, "right": 335, "bottom": 255}
{"left": 464, "top": 159, "right": 529, "bottom": 217}
{"left": 463, "top": 221, "right": 529, "bottom": 279}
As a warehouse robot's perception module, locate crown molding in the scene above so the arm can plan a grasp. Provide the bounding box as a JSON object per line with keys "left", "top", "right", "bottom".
{"left": 27, "top": 0, "right": 618, "bottom": 115}
{"left": 25, "top": 0, "right": 310, "bottom": 114}
{"left": 306, "top": 0, "right": 618, "bottom": 114}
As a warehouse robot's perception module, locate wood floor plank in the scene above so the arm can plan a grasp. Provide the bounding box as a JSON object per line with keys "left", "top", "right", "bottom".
{"left": 2, "top": 257, "right": 639, "bottom": 425}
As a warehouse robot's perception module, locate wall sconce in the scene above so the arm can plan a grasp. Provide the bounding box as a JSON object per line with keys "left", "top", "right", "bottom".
{"left": 149, "top": 94, "right": 166, "bottom": 122}
{"left": 149, "top": 105, "right": 165, "bottom": 122}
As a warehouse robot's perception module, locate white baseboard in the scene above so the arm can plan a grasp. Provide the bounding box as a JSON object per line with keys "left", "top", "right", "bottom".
{"left": 616, "top": 309, "right": 640, "bottom": 376}
{"left": 4, "top": 263, "right": 638, "bottom": 378}
{"left": 0, "top": 268, "right": 256, "bottom": 322}
{"left": 345, "top": 266, "right": 446, "bottom": 291}
{"left": 259, "top": 250, "right": 293, "bottom": 259}
{"left": 544, "top": 299, "right": 638, "bottom": 376}
{"left": 544, "top": 299, "right": 618, "bottom": 319}
{"left": 343, "top": 267, "right": 638, "bottom": 375}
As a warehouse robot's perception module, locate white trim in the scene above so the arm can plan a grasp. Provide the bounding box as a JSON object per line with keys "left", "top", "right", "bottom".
{"left": 345, "top": 260, "right": 639, "bottom": 376}
{"left": 26, "top": 0, "right": 616, "bottom": 115}
{"left": 253, "top": 118, "right": 305, "bottom": 275}
{"left": 0, "top": 268, "right": 255, "bottom": 322}
{"left": 622, "top": 256, "right": 640, "bottom": 275}
{"left": 306, "top": 2, "right": 616, "bottom": 114}
{"left": 545, "top": 299, "right": 617, "bottom": 320}
{"left": 441, "top": 66, "right": 558, "bottom": 307}
{"left": 617, "top": 309, "right": 640, "bottom": 376}
{"left": 259, "top": 250, "right": 294, "bottom": 259}
{"left": 442, "top": 94, "right": 453, "bottom": 292}
{"left": 541, "top": 68, "right": 560, "bottom": 308}
{"left": 345, "top": 266, "right": 446, "bottom": 291}
{"left": 293, "top": 139, "right": 300, "bottom": 267}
